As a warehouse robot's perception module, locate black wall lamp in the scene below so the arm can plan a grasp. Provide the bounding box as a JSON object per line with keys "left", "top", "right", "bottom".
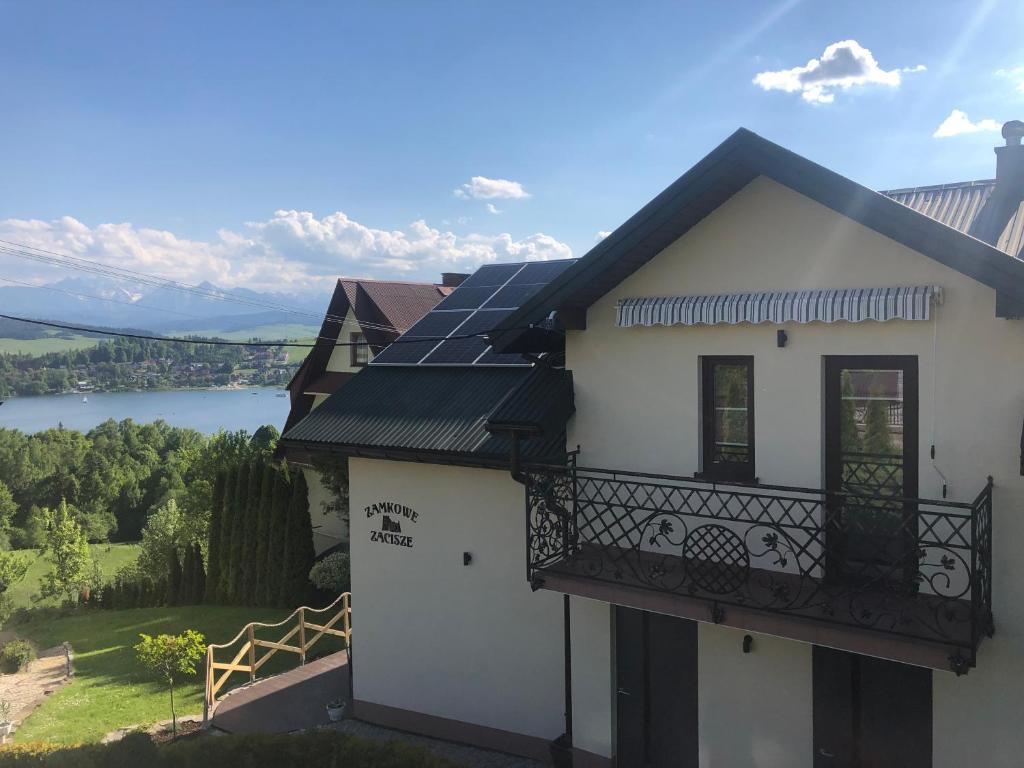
{"left": 463, "top": 552, "right": 473, "bottom": 566}
{"left": 742, "top": 634, "right": 753, "bottom": 653}
{"left": 776, "top": 329, "right": 788, "bottom": 348}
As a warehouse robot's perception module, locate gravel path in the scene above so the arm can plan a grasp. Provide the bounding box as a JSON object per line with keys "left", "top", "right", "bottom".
{"left": 0, "top": 640, "right": 72, "bottom": 741}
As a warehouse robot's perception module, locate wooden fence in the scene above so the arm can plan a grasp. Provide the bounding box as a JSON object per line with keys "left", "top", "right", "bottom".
{"left": 203, "top": 592, "right": 351, "bottom": 723}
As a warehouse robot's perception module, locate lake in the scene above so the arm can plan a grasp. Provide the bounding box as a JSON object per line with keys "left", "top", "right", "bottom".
{"left": 0, "top": 388, "right": 292, "bottom": 434}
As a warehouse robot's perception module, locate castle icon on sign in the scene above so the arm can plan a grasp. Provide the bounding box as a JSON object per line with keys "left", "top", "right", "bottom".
{"left": 381, "top": 515, "right": 402, "bottom": 533}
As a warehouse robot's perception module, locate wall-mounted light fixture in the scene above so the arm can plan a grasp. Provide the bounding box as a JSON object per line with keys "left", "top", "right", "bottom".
{"left": 742, "top": 634, "right": 753, "bottom": 653}
{"left": 463, "top": 552, "right": 473, "bottom": 566}
{"left": 776, "top": 330, "right": 788, "bottom": 348}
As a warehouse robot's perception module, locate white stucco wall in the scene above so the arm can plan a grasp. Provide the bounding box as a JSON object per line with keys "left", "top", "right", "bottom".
{"left": 349, "top": 458, "right": 566, "bottom": 741}
{"left": 565, "top": 176, "right": 1024, "bottom": 765}
{"left": 326, "top": 309, "right": 368, "bottom": 374}
{"left": 570, "top": 597, "right": 615, "bottom": 760}
{"left": 698, "top": 625, "right": 812, "bottom": 768}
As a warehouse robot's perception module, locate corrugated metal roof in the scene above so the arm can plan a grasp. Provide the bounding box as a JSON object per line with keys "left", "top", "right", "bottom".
{"left": 281, "top": 365, "right": 570, "bottom": 464}
{"left": 881, "top": 179, "right": 1024, "bottom": 258}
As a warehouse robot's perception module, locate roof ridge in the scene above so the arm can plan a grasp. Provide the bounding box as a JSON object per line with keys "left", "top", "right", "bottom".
{"left": 337, "top": 277, "right": 445, "bottom": 288}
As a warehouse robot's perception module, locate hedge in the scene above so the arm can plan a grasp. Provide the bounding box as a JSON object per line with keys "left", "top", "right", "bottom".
{"left": 0, "top": 731, "right": 457, "bottom": 767}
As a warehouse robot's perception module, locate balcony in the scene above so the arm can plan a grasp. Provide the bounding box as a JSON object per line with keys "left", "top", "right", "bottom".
{"left": 525, "top": 459, "right": 993, "bottom": 674}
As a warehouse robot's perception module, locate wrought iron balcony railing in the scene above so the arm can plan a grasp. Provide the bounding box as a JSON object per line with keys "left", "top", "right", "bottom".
{"left": 525, "top": 459, "right": 993, "bottom": 674}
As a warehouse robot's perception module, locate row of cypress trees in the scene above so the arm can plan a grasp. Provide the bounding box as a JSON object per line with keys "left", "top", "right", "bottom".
{"left": 206, "top": 460, "right": 315, "bottom": 607}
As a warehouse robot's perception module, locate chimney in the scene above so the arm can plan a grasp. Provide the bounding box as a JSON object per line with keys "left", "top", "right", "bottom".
{"left": 968, "top": 120, "right": 1024, "bottom": 247}
{"left": 441, "top": 272, "right": 470, "bottom": 288}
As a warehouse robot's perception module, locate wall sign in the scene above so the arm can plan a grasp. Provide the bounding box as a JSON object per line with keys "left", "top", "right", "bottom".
{"left": 365, "top": 501, "right": 418, "bottom": 548}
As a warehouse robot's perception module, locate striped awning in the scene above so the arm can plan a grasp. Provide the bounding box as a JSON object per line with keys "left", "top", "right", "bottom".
{"left": 616, "top": 286, "right": 942, "bottom": 328}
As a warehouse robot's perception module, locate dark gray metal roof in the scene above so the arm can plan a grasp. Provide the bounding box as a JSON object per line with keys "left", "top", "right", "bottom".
{"left": 280, "top": 365, "right": 572, "bottom": 465}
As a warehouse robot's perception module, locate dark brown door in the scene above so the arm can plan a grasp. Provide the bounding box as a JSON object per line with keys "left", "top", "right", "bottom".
{"left": 813, "top": 647, "right": 932, "bottom": 767}
{"left": 824, "top": 356, "right": 918, "bottom": 584}
{"left": 615, "top": 608, "right": 698, "bottom": 767}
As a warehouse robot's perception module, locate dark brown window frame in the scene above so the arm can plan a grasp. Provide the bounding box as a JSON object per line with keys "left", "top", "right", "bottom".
{"left": 700, "top": 356, "right": 755, "bottom": 482}
{"left": 350, "top": 332, "right": 369, "bottom": 367}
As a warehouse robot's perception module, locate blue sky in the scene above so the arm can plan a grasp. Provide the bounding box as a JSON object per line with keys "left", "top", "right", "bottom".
{"left": 1, "top": 0, "right": 1022, "bottom": 295}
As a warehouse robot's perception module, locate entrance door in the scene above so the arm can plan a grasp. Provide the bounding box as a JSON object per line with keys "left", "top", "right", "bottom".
{"left": 813, "top": 646, "right": 932, "bottom": 767}
{"left": 615, "top": 608, "right": 697, "bottom": 768}
{"left": 824, "top": 356, "right": 918, "bottom": 584}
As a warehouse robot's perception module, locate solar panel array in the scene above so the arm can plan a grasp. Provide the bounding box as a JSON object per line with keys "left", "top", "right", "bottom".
{"left": 370, "top": 259, "right": 574, "bottom": 367}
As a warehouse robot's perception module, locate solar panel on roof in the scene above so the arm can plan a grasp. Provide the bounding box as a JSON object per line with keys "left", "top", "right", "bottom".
{"left": 370, "top": 259, "right": 575, "bottom": 368}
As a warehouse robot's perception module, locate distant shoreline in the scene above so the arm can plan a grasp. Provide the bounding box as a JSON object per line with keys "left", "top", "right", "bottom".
{"left": 2, "top": 384, "right": 288, "bottom": 399}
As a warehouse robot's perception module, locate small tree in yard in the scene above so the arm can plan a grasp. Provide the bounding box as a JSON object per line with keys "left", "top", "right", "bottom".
{"left": 134, "top": 630, "right": 206, "bottom": 736}
{"left": 38, "top": 499, "right": 93, "bottom": 605}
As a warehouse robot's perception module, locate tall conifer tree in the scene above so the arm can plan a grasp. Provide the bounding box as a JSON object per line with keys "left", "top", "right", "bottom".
{"left": 191, "top": 543, "right": 206, "bottom": 604}
{"left": 281, "top": 470, "right": 314, "bottom": 606}
{"left": 206, "top": 471, "right": 226, "bottom": 602}
{"left": 266, "top": 464, "right": 291, "bottom": 606}
{"left": 216, "top": 468, "right": 235, "bottom": 602}
{"left": 253, "top": 463, "right": 275, "bottom": 607}
{"left": 227, "top": 462, "right": 250, "bottom": 603}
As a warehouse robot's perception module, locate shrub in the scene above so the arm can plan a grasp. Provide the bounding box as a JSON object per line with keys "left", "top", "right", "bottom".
{"left": 0, "top": 639, "right": 35, "bottom": 673}
{"left": 309, "top": 552, "right": 350, "bottom": 594}
{"left": 0, "top": 731, "right": 458, "bottom": 767}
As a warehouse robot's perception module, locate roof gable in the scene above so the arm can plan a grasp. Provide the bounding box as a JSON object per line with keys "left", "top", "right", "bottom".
{"left": 489, "top": 129, "right": 1024, "bottom": 351}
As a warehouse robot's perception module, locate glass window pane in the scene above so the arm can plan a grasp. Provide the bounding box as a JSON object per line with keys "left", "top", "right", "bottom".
{"left": 712, "top": 363, "right": 749, "bottom": 464}
{"left": 838, "top": 368, "right": 904, "bottom": 497}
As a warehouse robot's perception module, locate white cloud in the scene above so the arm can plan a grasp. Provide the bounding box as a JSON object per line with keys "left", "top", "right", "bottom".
{"left": 0, "top": 211, "right": 572, "bottom": 293}
{"left": 454, "top": 176, "right": 530, "bottom": 200}
{"left": 995, "top": 66, "right": 1024, "bottom": 93}
{"left": 932, "top": 109, "right": 1001, "bottom": 138}
{"left": 485, "top": 203, "right": 502, "bottom": 215}
{"left": 753, "top": 40, "right": 924, "bottom": 104}
{"left": 596, "top": 231, "right": 611, "bottom": 240}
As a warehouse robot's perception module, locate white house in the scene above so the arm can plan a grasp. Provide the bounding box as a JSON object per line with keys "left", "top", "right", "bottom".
{"left": 280, "top": 125, "right": 1024, "bottom": 767}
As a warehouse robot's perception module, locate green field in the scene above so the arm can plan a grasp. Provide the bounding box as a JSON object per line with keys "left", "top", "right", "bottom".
{"left": 7, "top": 544, "right": 141, "bottom": 610}
{"left": 0, "top": 335, "right": 101, "bottom": 356}
{"left": 13, "top": 605, "right": 297, "bottom": 743}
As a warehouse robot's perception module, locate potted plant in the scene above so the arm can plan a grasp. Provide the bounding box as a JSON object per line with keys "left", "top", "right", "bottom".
{"left": 0, "top": 699, "right": 14, "bottom": 740}
{"left": 326, "top": 698, "right": 346, "bottom": 722}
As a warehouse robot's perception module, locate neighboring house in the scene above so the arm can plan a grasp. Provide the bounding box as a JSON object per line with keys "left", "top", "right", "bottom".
{"left": 279, "top": 124, "right": 1024, "bottom": 767}
{"left": 283, "top": 273, "right": 464, "bottom": 553}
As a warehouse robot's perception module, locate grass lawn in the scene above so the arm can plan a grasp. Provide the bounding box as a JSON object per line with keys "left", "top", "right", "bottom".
{"left": 165, "top": 323, "right": 319, "bottom": 342}
{"left": 0, "top": 335, "right": 100, "bottom": 355}
{"left": 13, "top": 604, "right": 296, "bottom": 744}
{"left": 6, "top": 544, "right": 141, "bottom": 610}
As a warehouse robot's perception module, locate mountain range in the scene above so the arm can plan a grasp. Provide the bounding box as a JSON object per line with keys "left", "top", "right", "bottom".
{"left": 0, "top": 277, "right": 330, "bottom": 334}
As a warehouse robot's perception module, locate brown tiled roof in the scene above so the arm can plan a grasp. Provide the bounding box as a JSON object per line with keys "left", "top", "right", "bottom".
{"left": 881, "top": 180, "right": 1024, "bottom": 259}
{"left": 341, "top": 279, "right": 448, "bottom": 333}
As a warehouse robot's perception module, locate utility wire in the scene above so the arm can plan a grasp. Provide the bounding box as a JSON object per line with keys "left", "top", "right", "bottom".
{"left": 0, "top": 313, "right": 531, "bottom": 350}
{"left": 0, "top": 239, "right": 405, "bottom": 334}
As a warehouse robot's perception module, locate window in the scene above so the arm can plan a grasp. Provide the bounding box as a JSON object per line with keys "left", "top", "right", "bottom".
{"left": 350, "top": 332, "right": 371, "bottom": 366}
{"left": 701, "top": 356, "right": 754, "bottom": 481}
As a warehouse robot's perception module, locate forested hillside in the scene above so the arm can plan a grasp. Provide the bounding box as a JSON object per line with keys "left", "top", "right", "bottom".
{"left": 0, "top": 419, "right": 280, "bottom": 544}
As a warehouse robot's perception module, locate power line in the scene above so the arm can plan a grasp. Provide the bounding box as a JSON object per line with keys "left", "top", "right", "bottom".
{"left": 0, "top": 239, "right": 405, "bottom": 334}
{"left": 0, "top": 313, "right": 530, "bottom": 350}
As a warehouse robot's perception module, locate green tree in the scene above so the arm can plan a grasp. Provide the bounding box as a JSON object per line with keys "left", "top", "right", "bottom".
{"left": 253, "top": 464, "right": 275, "bottom": 607}
{"left": 0, "top": 480, "right": 18, "bottom": 538}
{"left": 226, "top": 462, "right": 250, "bottom": 603}
{"left": 137, "top": 499, "right": 182, "bottom": 583}
{"left": 179, "top": 545, "right": 194, "bottom": 606}
{"left": 0, "top": 551, "right": 30, "bottom": 625}
{"left": 205, "top": 471, "right": 226, "bottom": 603}
{"left": 38, "top": 499, "right": 93, "bottom": 604}
{"left": 265, "top": 465, "right": 290, "bottom": 606}
{"left": 863, "top": 386, "right": 894, "bottom": 455}
{"left": 839, "top": 371, "right": 863, "bottom": 454}
{"left": 217, "top": 468, "right": 237, "bottom": 603}
{"left": 190, "top": 543, "right": 206, "bottom": 604}
{"left": 134, "top": 630, "right": 206, "bottom": 735}
{"left": 280, "top": 470, "right": 314, "bottom": 606}
{"left": 240, "top": 460, "right": 262, "bottom": 605}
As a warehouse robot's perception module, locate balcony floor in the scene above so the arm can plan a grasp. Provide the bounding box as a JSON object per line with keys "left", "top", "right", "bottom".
{"left": 537, "top": 544, "right": 976, "bottom": 673}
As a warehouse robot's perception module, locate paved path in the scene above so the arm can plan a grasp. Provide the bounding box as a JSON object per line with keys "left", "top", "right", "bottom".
{"left": 211, "top": 651, "right": 542, "bottom": 767}
{"left": 0, "top": 641, "right": 72, "bottom": 741}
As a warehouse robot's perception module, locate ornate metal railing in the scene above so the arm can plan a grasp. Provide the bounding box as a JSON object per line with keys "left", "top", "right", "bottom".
{"left": 525, "top": 460, "right": 993, "bottom": 674}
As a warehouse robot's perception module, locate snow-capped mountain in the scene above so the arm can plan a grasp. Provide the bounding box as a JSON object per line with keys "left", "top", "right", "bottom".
{"left": 0, "top": 276, "right": 330, "bottom": 333}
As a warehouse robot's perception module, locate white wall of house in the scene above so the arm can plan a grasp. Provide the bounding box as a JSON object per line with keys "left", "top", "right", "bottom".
{"left": 348, "top": 458, "right": 567, "bottom": 742}
{"left": 698, "top": 625, "right": 812, "bottom": 767}
{"left": 565, "top": 176, "right": 1024, "bottom": 765}
{"left": 570, "top": 598, "right": 615, "bottom": 761}
{"left": 325, "top": 309, "right": 364, "bottom": 374}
